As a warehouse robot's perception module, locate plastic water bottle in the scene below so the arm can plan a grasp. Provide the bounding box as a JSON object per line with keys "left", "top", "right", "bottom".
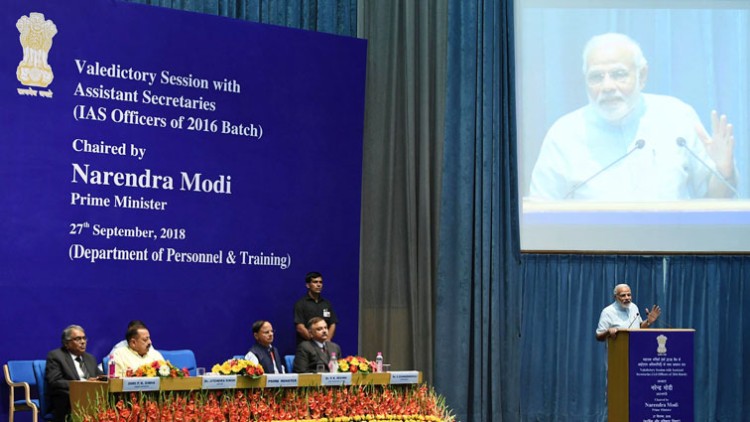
{"left": 375, "top": 352, "right": 384, "bottom": 373}
{"left": 107, "top": 354, "right": 117, "bottom": 378}
{"left": 328, "top": 352, "right": 339, "bottom": 372}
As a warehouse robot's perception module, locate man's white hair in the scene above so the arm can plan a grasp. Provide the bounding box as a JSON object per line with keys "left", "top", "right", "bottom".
{"left": 613, "top": 283, "right": 631, "bottom": 295}
{"left": 61, "top": 324, "right": 85, "bottom": 345}
{"left": 582, "top": 33, "right": 647, "bottom": 74}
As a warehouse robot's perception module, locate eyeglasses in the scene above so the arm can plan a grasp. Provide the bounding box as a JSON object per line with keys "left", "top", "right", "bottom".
{"left": 69, "top": 336, "right": 87, "bottom": 342}
{"left": 586, "top": 69, "right": 631, "bottom": 87}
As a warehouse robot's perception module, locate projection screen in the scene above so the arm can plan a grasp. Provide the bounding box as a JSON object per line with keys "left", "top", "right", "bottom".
{"left": 515, "top": 0, "right": 750, "bottom": 253}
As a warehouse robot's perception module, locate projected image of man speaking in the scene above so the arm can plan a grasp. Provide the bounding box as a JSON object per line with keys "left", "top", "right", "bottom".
{"left": 529, "top": 33, "right": 738, "bottom": 201}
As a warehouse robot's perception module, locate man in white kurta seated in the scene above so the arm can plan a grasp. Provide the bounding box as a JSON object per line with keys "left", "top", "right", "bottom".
{"left": 111, "top": 325, "right": 165, "bottom": 377}
{"left": 108, "top": 320, "right": 156, "bottom": 355}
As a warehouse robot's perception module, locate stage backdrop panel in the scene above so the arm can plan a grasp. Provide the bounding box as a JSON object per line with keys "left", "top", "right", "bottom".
{"left": 0, "top": 0, "right": 365, "bottom": 399}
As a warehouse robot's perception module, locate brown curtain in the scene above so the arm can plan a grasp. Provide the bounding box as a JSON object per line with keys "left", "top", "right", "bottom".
{"left": 357, "top": 0, "right": 448, "bottom": 383}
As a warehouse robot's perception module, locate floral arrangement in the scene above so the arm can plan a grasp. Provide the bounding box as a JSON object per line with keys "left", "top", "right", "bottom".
{"left": 337, "top": 355, "right": 375, "bottom": 374}
{"left": 73, "top": 384, "right": 456, "bottom": 422}
{"left": 211, "top": 358, "right": 265, "bottom": 377}
{"left": 124, "top": 360, "right": 189, "bottom": 378}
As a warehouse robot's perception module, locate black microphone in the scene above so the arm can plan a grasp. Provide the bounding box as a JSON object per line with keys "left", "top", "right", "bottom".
{"left": 676, "top": 137, "right": 738, "bottom": 197}
{"left": 627, "top": 312, "right": 640, "bottom": 329}
{"left": 564, "top": 139, "right": 646, "bottom": 199}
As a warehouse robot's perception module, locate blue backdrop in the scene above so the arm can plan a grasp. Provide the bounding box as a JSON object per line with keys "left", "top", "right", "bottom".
{"left": 1, "top": 2, "right": 366, "bottom": 416}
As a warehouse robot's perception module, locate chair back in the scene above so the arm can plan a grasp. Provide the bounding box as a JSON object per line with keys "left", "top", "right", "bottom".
{"left": 6, "top": 360, "right": 38, "bottom": 387}
{"left": 159, "top": 350, "right": 197, "bottom": 376}
{"left": 32, "top": 359, "right": 54, "bottom": 421}
{"left": 284, "top": 355, "right": 295, "bottom": 373}
{"left": 4, "top": 360, "right": 40, "bottom": 422}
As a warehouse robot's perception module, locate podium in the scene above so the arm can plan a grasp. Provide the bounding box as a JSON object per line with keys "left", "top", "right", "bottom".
{"left": 608, "top": 329, "right": 695, "bottom": 422}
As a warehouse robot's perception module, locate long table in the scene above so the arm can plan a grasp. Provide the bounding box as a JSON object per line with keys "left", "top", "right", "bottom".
{"left": 70, "top": 372, "right": 424, "bottom": 420}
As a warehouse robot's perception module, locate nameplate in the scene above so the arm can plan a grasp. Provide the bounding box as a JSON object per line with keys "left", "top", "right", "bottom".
{"left": 122, "top": 377, "right": 160, "bottom": 391}
{"left": 320, "top": 372, "right": 352, "bottom": 386}
{"left": 265, "top": 373, "right": 299, "bottom": 387}
{"left": 389, "top": 371, "right": 420, "bottom": 385}
{"left": 201, "top": 375, "right": 237, "bottom": 389}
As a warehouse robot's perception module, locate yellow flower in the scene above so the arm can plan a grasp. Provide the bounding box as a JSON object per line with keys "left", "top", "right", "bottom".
{"left": 340, "top": 362, "right": 350, "bottom": 371}
{"left": 359, "top": 363, "right": 369, "bottom": 372}
{"left": 350, "top": 358, "right": 360, "bottom": 366}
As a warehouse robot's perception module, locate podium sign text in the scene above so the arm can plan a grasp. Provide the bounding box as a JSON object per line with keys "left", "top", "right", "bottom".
{"left": 608, "top": 329, "right": 694, "bottom": 422}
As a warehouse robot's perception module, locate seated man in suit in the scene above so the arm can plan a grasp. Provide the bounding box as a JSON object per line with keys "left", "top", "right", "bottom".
{"left": 111, "top": 325, "right": 165, "bottom": 377}
{"left": 45, "top": 324, "right": 104, "bottom": 422}
{"left": 244, "top": 320, "right": 285, "bottom": 373}
{"left": 293, "top": 317, "right": 342, "bottom": 373}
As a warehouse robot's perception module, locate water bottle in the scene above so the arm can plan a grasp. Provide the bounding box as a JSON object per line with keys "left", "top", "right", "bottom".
{"left": 108, "top": 354, "right": 117, "bottom": 378}
{"left": 328, "top": 352, "right": 339, "bottom": 372}
{"left": 375, "top": 352, "right": 384, "bottom": 373}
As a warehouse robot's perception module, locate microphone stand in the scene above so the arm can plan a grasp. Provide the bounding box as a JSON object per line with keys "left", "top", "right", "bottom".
{"left": 676, "top": 137, "right": 738, "bottom": 197}
{"left": 564, "top": 139, "right": 646, "bottom": 199}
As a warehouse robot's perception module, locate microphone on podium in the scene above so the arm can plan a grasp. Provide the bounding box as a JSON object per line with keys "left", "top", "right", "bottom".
{"left": 564, "top": 139, "right": 646, "bottom": 199}
{"left": 627, "top": 312, "right": 640, "bottom": 329}
{"left": 676, "top": 137, "right": 738, "bottom": 197}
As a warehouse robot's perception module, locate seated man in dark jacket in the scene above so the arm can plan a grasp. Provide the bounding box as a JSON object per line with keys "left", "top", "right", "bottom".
{"left": 244, "top": 320, "right": 285, "bottom": 373}
{"left": 293, "top": 317, "right": 342, "bottom": 373}
{"left": 45, "top": 324, "right": 104, "bottom": 422}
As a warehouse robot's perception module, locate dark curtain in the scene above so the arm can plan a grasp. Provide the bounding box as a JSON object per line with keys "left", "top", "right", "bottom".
{"left": 435, "top": 1, "right": 521, "bottom": 421}
{"left": 519, "top": 255, "right": 750, "bottom": 421}
{"left": 665, "top": 256, "right": 750, "bottom": 421}
{"left": 124, "top": 0, "right": 357, "bottom": 34}
{"left": 520, "top": 255, "right": 665, "bottom": 421}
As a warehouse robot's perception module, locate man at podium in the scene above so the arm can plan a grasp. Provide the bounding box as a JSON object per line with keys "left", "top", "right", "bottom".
{"left": 596, "top": 283, "right": 661, "bottom": 341}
